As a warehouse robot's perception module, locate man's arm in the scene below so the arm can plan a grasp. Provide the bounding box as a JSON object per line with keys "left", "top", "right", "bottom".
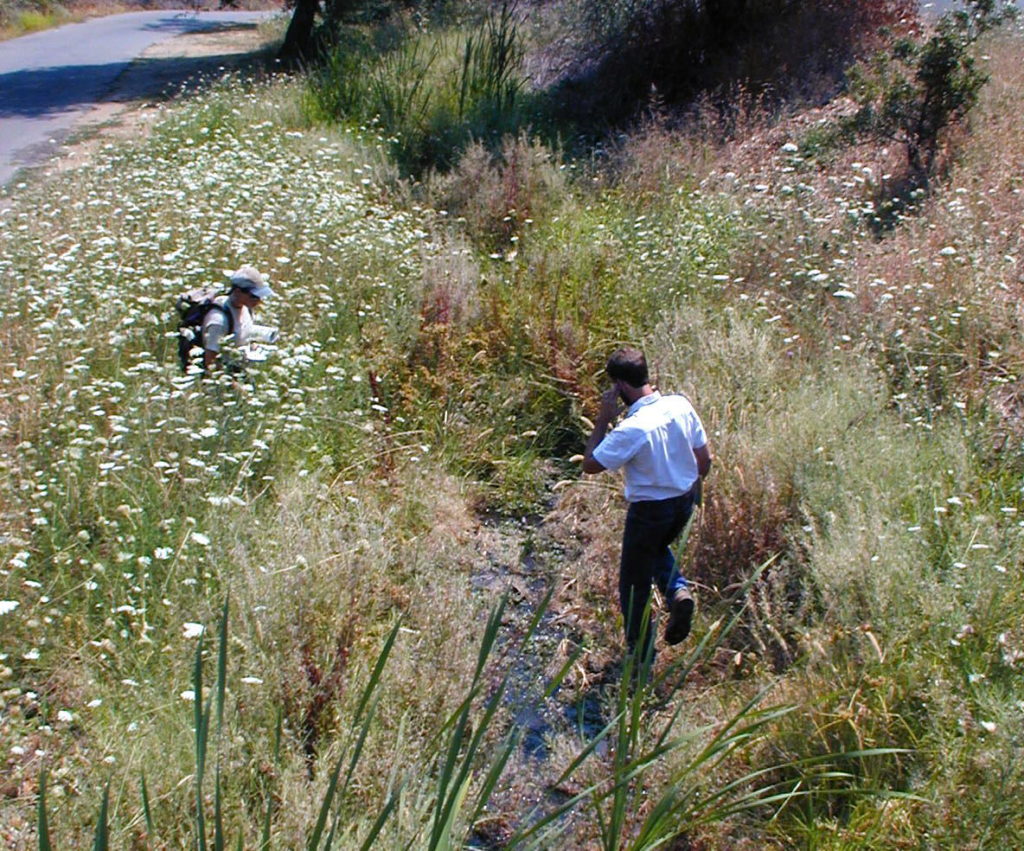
{"left": 201, "top": 307, "right": 229, "bottom": 373}
{"left": 694, "top": 443, "right": 712, "bottom": 479}
{"left": 582, "top": 388, "right": 621, "bottom": 474}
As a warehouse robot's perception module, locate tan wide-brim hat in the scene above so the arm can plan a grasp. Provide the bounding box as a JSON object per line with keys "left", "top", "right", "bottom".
{"left": 229, "top": 265, "right": 273, "bottom": 300}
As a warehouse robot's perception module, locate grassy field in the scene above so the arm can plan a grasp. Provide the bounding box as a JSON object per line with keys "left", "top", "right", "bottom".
{"left": 2, "top": 1, "right": 1024, "bottom": 847}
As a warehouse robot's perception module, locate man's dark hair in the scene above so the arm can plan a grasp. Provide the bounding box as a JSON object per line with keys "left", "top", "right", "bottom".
{"left": 606, "top": 348, "right": 649, "bottom": 388}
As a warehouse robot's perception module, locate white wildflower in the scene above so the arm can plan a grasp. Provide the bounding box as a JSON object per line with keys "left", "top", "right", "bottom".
{"left": 182, "top": 622, "right": 205, "bottom": 639}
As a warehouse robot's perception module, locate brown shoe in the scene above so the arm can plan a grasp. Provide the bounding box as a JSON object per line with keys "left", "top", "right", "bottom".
{"left": 665, "top": 587, "right": 694, "bottom": 645}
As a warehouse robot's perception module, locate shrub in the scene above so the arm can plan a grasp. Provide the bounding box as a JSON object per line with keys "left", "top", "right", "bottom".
{"left": 846, "top": 0, "right": 1017, "bottom": 192}
{"left": 427, "top": 132, "right": 566, "bottom": 249}
{"left": 0, "top": 0, "right": 64, "bottom": 35}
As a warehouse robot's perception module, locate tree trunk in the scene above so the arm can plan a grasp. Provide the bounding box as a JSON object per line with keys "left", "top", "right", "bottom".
{"left": 278, "top": 0, "right": 321, "bottom": 68}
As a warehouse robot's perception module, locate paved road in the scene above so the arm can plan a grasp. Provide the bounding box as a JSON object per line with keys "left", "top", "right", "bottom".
{"left": 923, "top": 0, "right": 959, "bottom": 14}
{"left": 0, "top": 10, "right": 274, "bottom": 188}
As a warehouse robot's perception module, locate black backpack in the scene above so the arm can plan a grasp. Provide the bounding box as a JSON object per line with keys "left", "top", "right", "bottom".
{"left": 175, "top": 287, "right": 233, "bottom": 371}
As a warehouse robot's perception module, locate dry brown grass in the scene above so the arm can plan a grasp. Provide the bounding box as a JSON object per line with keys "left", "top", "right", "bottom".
{"left": 544, "top": 479, "right": 624, "bottom": 669}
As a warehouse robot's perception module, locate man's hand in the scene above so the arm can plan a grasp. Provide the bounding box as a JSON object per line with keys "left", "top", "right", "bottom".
{"left": 598, "top": 386, "right": 623, "bottom": 422}
{"left": 582, "top": 386, "right": 622, "bottom": 474}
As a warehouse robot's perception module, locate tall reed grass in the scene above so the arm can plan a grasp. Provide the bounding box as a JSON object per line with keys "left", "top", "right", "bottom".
{"left": 305, "top": 3, "right": 530, "bottom": 172}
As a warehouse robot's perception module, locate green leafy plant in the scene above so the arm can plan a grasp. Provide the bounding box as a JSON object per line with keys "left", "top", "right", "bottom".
{"left": 305, "top": 4, "right": 527, "bottom": 171}
{"left": 505, "top": 561, "right": 912, "bottom": 850}
{"left": 847, "top": 0, "right": 1016, "bottom": 186}
{"left": 457, "top": 2, "right": 523, "bottom": 122}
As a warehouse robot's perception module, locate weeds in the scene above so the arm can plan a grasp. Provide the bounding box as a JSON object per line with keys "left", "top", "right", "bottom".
{"left": 845, "top": 0, "right": 1018, "bottom": 217}
{"left": 427, "top": 132, "right": 566, "bottom": 250}
{"left": 4, "top": 2, "right": 1024, "bottom": 847}
{"left": 306, "top": 3, "right": 530, "bottom": 172}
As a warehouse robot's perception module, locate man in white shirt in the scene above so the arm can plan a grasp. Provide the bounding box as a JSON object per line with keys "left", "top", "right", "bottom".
{"left": 583, "top": 347, "right": 712, "bottom": 660}
{"left": 202, "top": 266, "right": 274, "bottom": 372}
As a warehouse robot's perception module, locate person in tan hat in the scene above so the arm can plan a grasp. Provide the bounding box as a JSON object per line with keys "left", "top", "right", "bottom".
{"left": 201, "top": 266, "right": 274, "bottom": 372}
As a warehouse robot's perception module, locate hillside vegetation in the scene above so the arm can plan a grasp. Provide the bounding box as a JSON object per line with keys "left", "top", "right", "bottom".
{"left": 2, "top": 0, "right": 1024, "bottom": 847}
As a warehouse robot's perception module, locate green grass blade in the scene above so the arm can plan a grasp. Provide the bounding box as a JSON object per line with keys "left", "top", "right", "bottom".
{"left": 140, "top": 772, "right": 154, "bottom": 841}
{"left": 194, "top": 631, "right": 205, "bottom": 777}
{"left": 308, "top": 731, "right": 358, "bottom": 849}
{"left": 503, "top": 713, "right": 623, "bottom": 846}
{"left": 353, "top": 619, "right": 402, "bottom": 729}
{"left": 511, "top": 567, "right": 780, "bottom": 849}
{"left": 543, "top": 642, "right": 585, "bottom": 699}
{"left": 467, "top": 729, "right": 519, "bottom": 831}
{"left": 555, "top": 712, "right": 619, "bottom": 788}
{"left": 91, "top": 784, "right": 109, "bottom": 851}
{"left": 430, "top": 706, "right": 473, "bottom": 848}
{"left": 211, "top": 603, "right": 230, "bottom": 851}
{"left": 341, "top": 695, "right": 383, "bottom": 805}
{"left": 214, "top": 763, "right": 225, "bottom": 851}
{"left": 594, "top": 799, "right": 611, "bottom": 851}
{"left": 696, "top": 748, "right": 914, "bottom": 822}
{"left": 458, "top": 35, "right": 473, "bottom": 119}
{"left": 436, "top": 772, "right": 473, "bottom": 850}
{"left": 472, "top": 593, "right": 507, "bottom": 682}
{"left": 511, "top": 685, "right": 781, "bottom": 847}
{"left": 307, "top": 620, "right": 402, "bottom": 850}
{"left": 517, "top": 584, "right": 554, "bottom": 649}
{"left": 307, "top": 737, "right": 351, "bottom": 847}
{"left": 429, "top": 597, "right": 508, "bottom": 848}
{"left": 260, "top": 708, "right": 283, "bottom": 850}
{"left": 194, "top": 632, "right": 209, "bottom": 851}
{"left": 358, "top": 787, "right": 404, "bottom": 851}
{"left": 309, "top": 695, "right": 385, "bottom": 850}
{"left": 209, "top": 603, "right": 229, "bottom": 851}
{"left": 434, "top": 673, "right": 512, "bottom": 846}
{"left": 650, "top": 556, "right": 776, "bottom": 750}
{"left": 215, "top": 598, "right": 229, "bottom": 734}
{"left": 324, "top": 810, "right": 339, "bottom": 850}
{"left": 37, "top": 771, "right": 51, "bottom": 851}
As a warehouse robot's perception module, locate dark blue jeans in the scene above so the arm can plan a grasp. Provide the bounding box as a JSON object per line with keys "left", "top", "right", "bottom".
{"left": 620, "top": 492, "right": 695, "bottom": 656}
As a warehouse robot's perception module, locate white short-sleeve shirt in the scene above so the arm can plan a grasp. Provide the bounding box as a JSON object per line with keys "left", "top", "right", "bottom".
{"left": 592, "top": 392, "right": 708, "bottom": 503}
{"left": 202, "top": 298, "right": 254, "bottom": 353}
